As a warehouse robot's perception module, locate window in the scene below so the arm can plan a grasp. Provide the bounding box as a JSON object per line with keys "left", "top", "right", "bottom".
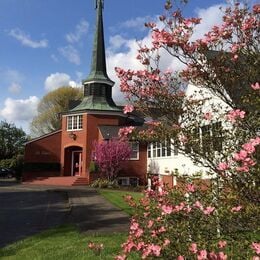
{"left": 67, "top": 115, "right": 83, "bottom": 130}
{"left": 190, "top": 122, "right": 223, "bottom": 154}
{"left": 148, "top": 141, "right": 172, "bottom": 158}
{"left": 202, "top": 125, "right": 211, "bottom": 154}
{"left": 212, "top": 122, "right": 223, "bottom": 152}
{"left": 147, "top": 143, "right": 151, "bottom": 158}
{"left": 130, "top": 142, "right": 139, "bottom": 160}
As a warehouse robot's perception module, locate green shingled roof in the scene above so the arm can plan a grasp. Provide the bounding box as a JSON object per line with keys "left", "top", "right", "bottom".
{"left": 70, "top": 96, "right": 121, "bottom": 112}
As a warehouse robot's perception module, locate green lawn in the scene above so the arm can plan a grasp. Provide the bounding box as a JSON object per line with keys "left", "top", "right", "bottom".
{"left": 99, "top": 189, "right": 143, "bottom": 215}
{"left": 0, "top": 189, "right": 142, "bottom": 259}
{"left": 0, "top": 225, "right": 128, "bottom": 260}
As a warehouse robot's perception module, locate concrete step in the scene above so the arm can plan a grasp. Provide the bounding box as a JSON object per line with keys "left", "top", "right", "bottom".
{"left": 23, "top": 176, "right": 89, "bottom": 186}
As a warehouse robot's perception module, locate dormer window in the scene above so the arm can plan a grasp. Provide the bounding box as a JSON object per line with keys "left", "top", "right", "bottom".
{"left": 67, "top": 115, "right": 83, "bottom": 131}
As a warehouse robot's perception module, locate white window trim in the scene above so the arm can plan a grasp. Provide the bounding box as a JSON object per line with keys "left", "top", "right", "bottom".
{"left": 147, "top": 141, "right": 172, "bottom": 159}
{"left": 67, "top": 114, "right": 83, "bottom": 131}
{"left": 129, "top": 141, "right": 140, "bottom": 160}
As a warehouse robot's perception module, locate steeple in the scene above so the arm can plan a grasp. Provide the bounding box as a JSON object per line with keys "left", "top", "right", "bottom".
{"left": 84, "top": 0, "right": 113, "bottom": 86}
{"left": 71, "top": 0, "right": 119, "bottom": 112}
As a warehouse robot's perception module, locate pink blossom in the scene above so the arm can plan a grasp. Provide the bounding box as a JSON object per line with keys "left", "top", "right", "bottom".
{"left": 123, "top": 104, "right": 134, "bottom": 114}
{"left": 115, "top": 255, "right": 127, "bottom": 260}
{"left": 233, "top": 150, "right": 248, "bottom": 161}
{"left": 135, "top": 228, "right": 144, "bottom": 238}
{"left": 137, "top": 242, "right": 144, "bottom": 250}
{"left": 226, "top": 109, "right": 246, "bottom": 123}
{"left": 217, "top": 162, "right": 229, "bottom": 171}
{"left": 88, "top": 242, "right": 95, "bottom": 249}
{"left": 209, "top": 252, "right": 217, "bottom": 259}
{"left": 242, "top": 142, "right": 256, "bottom": 154}
{"left": 184, "top": 205, "right": 192, "bottom": 213}
{"left": 118, "top": 126, "right": 135, "bottom": 137}
{"left": 231, "top": 205, "right": 242, "bottom": 212}
{"left": 158, "top": 226, "right": 166, "bottom": 233}
{"left": 251, "top": 242, "right": 260, "bottom": 254}
{"left": 123, "top": 240, "right": 136, "bottom": 253}
{"left": 236, "top": 166, "right": 250, "bottom": 172}
{"left": 177, "top": 256, "right": 185, "bottom": 260}
{"left": 161, "top": 205, "right": 173, "bottom": 214}
{"left": 253, "top": 256, "right": 260, "bottom": 260}
{"left": 203, "top": 206, "right": 215, "bottom": 215}
{"left": 142, "top": 244, "right": 161, "bottom": 258}
{"left": 251, "top": 82, "right": 260, "bottom": 90}
{"left": 218, "top": 240, "right": 227, "bottom": 248}
{"left": 189, "top": 242, "right": 198, "bottom": 253}
{"left": 163, "top": 239, "right": 170, "bottom": 247}
{"left": 186, "top": 183, "right": 196, "bottom": 193}
{"left": 194, "top": 200, "right": 203, "bottom": 210}
{"left": 203, "top": 112, "right": 213, "bottom": 120}
{"left": 178, "top": 134, "right": 188, "bottom": 144}
{"left": 147, "top": 220, "right": 154, "bottom": 228}
{"left": 174, "top": 202, "right": 185, "bottom": 212}
{"left": 130, "top": 221, "right": 139, "bottom": 231}
{"left": 218, "top": 252, "right": 228, "bottom": 260}
{"left": 197, "top": 249, "right": 207, "bottom": 260}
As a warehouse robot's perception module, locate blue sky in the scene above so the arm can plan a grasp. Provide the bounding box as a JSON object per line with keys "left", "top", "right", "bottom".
{"left": 0, "top": 0, "right": 253, "bottom": 133}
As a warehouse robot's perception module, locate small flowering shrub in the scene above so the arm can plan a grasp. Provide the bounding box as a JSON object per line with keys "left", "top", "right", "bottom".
{"left": 117, "top": 177, "right": 259, "bottom": 259}
{"left": 88, "top": 241, "right": 104, "bottom": 257}
{"left": 92, "top": 138, "right": 132, "bottom": 181}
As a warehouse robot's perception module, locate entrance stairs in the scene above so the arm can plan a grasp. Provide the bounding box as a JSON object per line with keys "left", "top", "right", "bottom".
{"left": 22, "top": 176, "right": 89, "bottom": 186}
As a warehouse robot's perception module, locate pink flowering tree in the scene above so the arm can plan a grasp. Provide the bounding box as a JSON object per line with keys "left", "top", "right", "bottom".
{"left": 114, "top": 1, "right": 259, "bottom": 259}
{"left": 116, "top": 177, "right": 259, "bottom": 259}
{"left": 116, "top": 1, "right": 260, "bottom": 202}
{"left": 92, "top": 139, "right": 132, "bottom": 181}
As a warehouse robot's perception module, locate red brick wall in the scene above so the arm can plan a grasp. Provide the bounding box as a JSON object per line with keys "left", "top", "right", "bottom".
{"left": 25, "top": 112, "right": 148, "bottom": 185}
{"left": 120, "top": 142, "right": 147, "bottom": 185}
{"left": 162, "top": 175, "right": 174, "bottom": 188}
{"left": 24, "top": 131, "right": 61, "bottom": 163}
{"left": 60, "top": 114, "right": 87, "bottom": 177}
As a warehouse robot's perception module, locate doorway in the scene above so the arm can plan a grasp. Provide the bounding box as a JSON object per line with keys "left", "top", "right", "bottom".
{"left": 71, "top": 151, "right": 82, "bottom": 176}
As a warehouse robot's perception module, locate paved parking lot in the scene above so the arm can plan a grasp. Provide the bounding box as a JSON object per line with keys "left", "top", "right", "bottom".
{"left": 0, "top": 180, "right": 70, "bottom": 248}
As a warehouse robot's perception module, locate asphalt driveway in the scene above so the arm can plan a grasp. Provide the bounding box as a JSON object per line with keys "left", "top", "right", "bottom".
{"left": 0, "top": 180, "right": 130, "bottom": 248}
{"left": 0, "top": 180, "right": 70, "bottom": 248}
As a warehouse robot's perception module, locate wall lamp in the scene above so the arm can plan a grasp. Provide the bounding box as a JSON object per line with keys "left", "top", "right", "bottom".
{"left": 69, "top": 132, "right": 77, "bottom": 140}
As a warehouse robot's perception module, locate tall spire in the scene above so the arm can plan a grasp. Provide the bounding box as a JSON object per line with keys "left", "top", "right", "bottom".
{"left": 70, "top": 0, "right": 119, "bottom": 112}
{"left": 84, "top": 0, "right": 113, "bottom": 86}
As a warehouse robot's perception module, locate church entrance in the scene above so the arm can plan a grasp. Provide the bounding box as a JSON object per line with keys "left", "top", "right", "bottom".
{"left": 71, "top": 151, "right": 82, "bottom": 176}
{"left": 64, "top": 146, "right": 83, "bottom": 176}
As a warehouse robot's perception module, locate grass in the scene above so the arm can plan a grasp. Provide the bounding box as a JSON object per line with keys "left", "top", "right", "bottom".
{"left": 99, "top": 189, "right": 143, "bottom": 215}
{"left": 0, "top": 225, "right": 130, "bottom": 260}
{"left": 0, "top": 189, "right": 142, "bottom": 259}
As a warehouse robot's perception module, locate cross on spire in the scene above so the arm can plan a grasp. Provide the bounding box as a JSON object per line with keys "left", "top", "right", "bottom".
{"left": 96, "top": 0, "right": 104, "bottom": 9}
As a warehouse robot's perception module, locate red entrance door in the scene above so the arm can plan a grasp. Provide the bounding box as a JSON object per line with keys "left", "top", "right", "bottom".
{"left": 71, "top": 151, "right": 82, "bottom": 176}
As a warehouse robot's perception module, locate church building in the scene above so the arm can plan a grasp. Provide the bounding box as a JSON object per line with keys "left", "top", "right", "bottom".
{"left": 23, "top": 0, "right": 147, "bottom": 186}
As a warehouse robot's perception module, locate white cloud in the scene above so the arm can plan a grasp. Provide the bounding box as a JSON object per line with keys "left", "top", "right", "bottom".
{"left": 44, "top": 72, "right": 80, "bottom": 91}
{"left": 9, "top": 28, "right": 48, "bottom": 48}
{"left": 0, "top": 96, "right": 39, "bottom": 122}
{"left": 66, "top": 19, "right": 89, "bottom": 43}
{"left": 120, "top": 16, "right": 151, "bottom": 31}
{"left": 108, "top": 35, "right": 129, "bottom": 52}
{"left": 8, "top": 83, "right": 22, "bottom": 94}
{"left": 58, "top": 45, "right": 81, "bottom": 65}
{"left": 106, "top": 4, "right": 225, "bottom": 103}
{"left": 192, "top": 4, "right": 224, "bottom": 40}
